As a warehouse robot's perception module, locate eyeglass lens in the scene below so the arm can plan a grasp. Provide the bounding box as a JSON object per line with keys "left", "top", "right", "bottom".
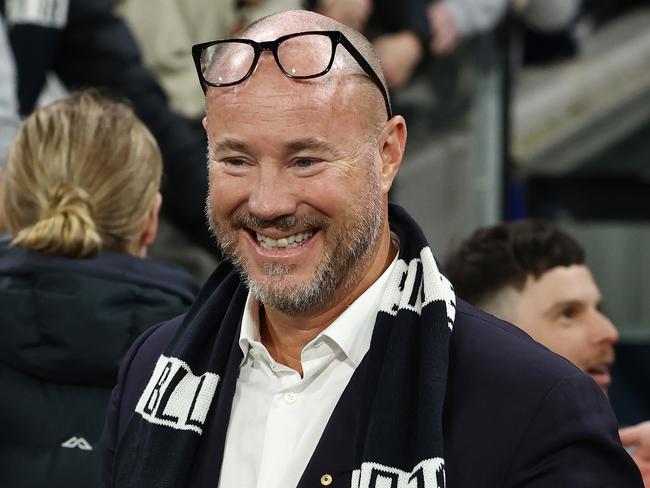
{"left": 201, "top": 42, "right": 256, "bottom": 85}
{"left": 276, "top": 34, "right": 333, "bottom": 77}
{"left": 200, "top": 34, "right": 335, "bottom": 85}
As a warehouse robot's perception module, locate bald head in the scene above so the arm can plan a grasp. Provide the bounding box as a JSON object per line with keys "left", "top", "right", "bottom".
{"left": 240, "top": 10, "right": 387, "bottom": 90}
{"left": 207, "top": 10, "right": 390, "bottom": 132}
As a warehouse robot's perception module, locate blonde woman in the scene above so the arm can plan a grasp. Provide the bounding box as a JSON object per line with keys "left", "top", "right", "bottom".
{"left": 0, "top": 91, "right": 198, "bottom": 488}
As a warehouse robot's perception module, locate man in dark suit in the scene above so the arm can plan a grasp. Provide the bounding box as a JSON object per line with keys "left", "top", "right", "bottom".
{"left": 445, "top": 220, "right": 650, "bottom": 485}
{"left": 444, "top": 220, "right": 618, "bottom": 394}
{"left": 100, "top": 10, "right": 642, "bottom": 487}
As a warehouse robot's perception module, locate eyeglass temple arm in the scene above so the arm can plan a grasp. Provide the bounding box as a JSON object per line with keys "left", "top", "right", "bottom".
{"left": 192, "top": 44, "right": 209, "bottom": 94}
{"left": 338, "top": 36, "right": 392, "bottom": 119}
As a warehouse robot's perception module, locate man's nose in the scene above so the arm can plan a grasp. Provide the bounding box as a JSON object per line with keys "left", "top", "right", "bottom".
{"left": 247, "top": 167, "right": 298, "bottom": 221}
{"left": 592, "top": 311, "right": 619, "bottom": 346}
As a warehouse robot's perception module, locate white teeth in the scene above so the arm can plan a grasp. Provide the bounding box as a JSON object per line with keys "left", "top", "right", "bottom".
{"left": 255, "top": 230, "right": 314, "bottom": 249}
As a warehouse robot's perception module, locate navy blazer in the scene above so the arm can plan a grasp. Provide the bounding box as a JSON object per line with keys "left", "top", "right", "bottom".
{"left": 101, "top": 300, "right": 643, "bottom": 487}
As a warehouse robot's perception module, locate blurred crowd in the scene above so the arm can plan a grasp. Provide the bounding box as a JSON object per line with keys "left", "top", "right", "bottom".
{"left": 0, "top": 0, "right": 611, "bottom": 262}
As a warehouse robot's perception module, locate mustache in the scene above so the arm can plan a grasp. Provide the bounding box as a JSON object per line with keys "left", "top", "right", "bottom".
{"left": 587, "top": 349, "right": 616, "bottom": 369}
{"left": 227, "top": 209, "right": 329, "bottom": 231}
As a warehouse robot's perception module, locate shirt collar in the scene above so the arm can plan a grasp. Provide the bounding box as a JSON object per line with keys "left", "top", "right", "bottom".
{"left": 318, "top": 255, "right": 397, "bottom": 366}
{"left": 239, "top": 294, "right": 263, "bottom": 366}
{"left": 238, "top": 253, "right": 399, "bottom": 368}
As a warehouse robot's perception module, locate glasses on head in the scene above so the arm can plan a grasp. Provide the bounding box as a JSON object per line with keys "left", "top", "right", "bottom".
{"left": 192, "top": 30, "right": 392, "bottom": 119}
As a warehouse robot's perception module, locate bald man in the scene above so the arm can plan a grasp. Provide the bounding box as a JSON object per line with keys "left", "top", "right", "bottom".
{"left": 100, "top": 10, "right": 642, "bottom": 488}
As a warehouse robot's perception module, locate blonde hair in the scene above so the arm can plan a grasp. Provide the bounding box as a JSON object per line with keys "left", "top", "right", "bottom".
{"left": 2, "top": 91, "right": 162, "bottom": 258}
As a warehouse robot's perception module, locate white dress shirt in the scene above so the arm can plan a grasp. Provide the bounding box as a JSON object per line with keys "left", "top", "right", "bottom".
{"left": 218, "top": 256, "right": 398, "bottom": 488}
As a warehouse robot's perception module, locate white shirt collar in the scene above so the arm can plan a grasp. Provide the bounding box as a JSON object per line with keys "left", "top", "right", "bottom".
{"left": 239, "top": 254, "right": 398, "bottom": 368}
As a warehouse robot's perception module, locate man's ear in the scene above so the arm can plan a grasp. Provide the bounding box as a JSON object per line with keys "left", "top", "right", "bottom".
{"left": 377, "top": 115, "right": 407, "bottom": 193}
{"left": 137, "top": 192, "right": 162, "bottom": 256}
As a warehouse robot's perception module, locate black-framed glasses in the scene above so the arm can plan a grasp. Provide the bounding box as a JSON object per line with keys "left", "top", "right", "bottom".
{"left": 192, "top": 30, "right": 392, "bottom": 119}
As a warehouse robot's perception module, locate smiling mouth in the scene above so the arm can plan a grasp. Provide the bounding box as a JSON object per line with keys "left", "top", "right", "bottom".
{"left": 254, "top": 229, "right": 316, "bottom": 249}
{"left": 587, "top": 364, "right": 610, "bottom": 376}
{"left": 586, "top": 363, "right": 612, "bottom": 389}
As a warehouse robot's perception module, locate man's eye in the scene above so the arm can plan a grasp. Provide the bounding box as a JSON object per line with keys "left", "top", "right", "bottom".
{"left": 294, "top": 158, "right": 319, "bottom": 168}
{"left": 561, "top": 307, "right": 578, "bottom": 320}
{"left": 224, "top": 158, "right": 247, "bottom": 166}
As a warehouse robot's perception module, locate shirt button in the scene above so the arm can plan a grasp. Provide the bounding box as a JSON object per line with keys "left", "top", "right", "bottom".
{"left": 284, "top": 392, "right": 297, "bottom": 404}
{"left": 321, "top": 474, "right": 333, "bottom": 486}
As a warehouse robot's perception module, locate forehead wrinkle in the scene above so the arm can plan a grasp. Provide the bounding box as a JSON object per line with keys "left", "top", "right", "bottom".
{"left": 285, "top": 137, "right": 336, "bottom": 154}
{"left": 210, "top": 135, "right": 342, "bottom": 158}
{"left": 219, "top": 97, "right": 333, "bottom": 130}
{"left": 213, "top": 77, "right": 344, "bottom": 121}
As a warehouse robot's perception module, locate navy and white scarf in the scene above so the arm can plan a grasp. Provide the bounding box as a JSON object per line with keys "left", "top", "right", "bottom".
{"left": 114, "top": 204, "right": 456, "bottom": 488}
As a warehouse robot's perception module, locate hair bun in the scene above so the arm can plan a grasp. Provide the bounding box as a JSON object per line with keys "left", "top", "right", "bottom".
{"left": 12, "top": 183, "right": 103, "bottom": 258}
{"left": 4, "top": 91, "right": 162, "bottom": 256}
{"left": 44, "top": 183, "right": 94, "bottom": 221}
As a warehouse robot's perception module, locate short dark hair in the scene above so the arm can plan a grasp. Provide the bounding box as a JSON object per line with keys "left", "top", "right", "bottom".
{"left": 444, "top": 220, "right": 586, "bottom": 306}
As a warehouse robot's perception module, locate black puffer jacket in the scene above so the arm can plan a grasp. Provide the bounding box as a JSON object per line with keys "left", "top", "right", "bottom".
{"left": 0, "top": 244, "right": 199, "bottom": 488}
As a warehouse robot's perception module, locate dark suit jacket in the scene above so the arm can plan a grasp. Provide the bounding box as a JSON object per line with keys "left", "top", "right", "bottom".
{"left": 444, "top": 302, "right": 641, "bottom": 486}
{"left": 101, "top": 300, "right": 642, "bottom": 487}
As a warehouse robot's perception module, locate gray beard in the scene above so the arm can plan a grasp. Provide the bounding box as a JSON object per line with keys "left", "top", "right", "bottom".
{"left": 250, "top": 206, "right": 381, "bottom": 315}
{"left": 207, "top": 182, "right": 383, "bottom": 316}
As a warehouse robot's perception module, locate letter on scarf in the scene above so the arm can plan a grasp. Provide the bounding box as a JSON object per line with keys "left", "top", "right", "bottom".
{"left": 135, "top": 355, "right": 220, "bottom": 434}
{"left": 379, "top": 247, "right": 455, "bottom": 329}
{"left": 351, "top": 458, "right": 446, "bottom": 488}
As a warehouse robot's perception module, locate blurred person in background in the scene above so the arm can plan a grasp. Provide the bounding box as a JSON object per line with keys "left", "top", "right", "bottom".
{"left": 444, "top": 220, "right": 650, "bottom": 486}
{"left": 0, "top": 114, "right": 18, "bottom": 240}
{"left": 511, "top": 0, "right": 584, "bottom": 64}
{"left": 1, "top": 0, "right": 215, "bottom": 262}
{"left": 428, "top": 0, "right": 582, "bottom": 59}
{"left": 117, "top": 0, "right": 302, "bottom": 128}
{"left": 310, "top": 0, "right": 432, "bottom": 89}
{"left": 427, "top": 0, "right": 507, "bottom": 56}
{"left": 445, "top": 221, "right": 617, "bottom": 393}
{"left": 0, "top": 91, "right": 198, "bottom": 488}
{"left": 0, "top": 10, "right": 19, "bottom": 241}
